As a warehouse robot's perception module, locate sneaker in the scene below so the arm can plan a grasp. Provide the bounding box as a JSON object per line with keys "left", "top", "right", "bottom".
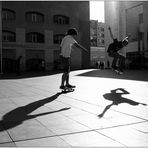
{"left": 60, "top": 85, "right": 66, "bottom": 89}
{"left": 114, "top": 69, "right": 120, "bottom": 74}
{"left": 118, "top": 69, "right": 124, "bottom": 74}
{"left": 115, "top": 69, "right": 123, "bottom": 74}
{"left": 118, "top": 71, "right": 123, "bottom": 74}
{"left": 66, "top": 84, "right": 76, "bottom": 88}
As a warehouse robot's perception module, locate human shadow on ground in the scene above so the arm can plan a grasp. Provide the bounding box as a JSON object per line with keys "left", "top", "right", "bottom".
{"left": 98, "top": 88, "right": 147, "bottom": 118}
{"left": 0, "top": 92, "right": 71, "bottom": 132}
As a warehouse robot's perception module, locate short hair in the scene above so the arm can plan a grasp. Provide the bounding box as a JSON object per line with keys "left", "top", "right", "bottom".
{"left": 113, "top": 38, "right": 118, "bottom": 43}
{"left": 67, "top": 28, "right": 78, "bottom": 35}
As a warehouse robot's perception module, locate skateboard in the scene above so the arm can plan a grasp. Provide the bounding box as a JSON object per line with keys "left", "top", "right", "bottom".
{"left": 60, "top": 86, "right": 75, "bottom": 93}
{"left": 112, "top": 69, "right": 123, "bottom": 75}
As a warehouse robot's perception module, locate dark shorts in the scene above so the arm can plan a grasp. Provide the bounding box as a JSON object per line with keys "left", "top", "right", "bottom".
{"left": 60, "top": 56, "right": 70, "bottom": 73}
{"left": 108, "top": 51, "right": 125, "bottom": 59}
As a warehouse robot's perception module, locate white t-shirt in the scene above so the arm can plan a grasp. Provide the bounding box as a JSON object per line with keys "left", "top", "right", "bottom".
{"left": 60, "top": 35, "right": 77, "bottom": 58}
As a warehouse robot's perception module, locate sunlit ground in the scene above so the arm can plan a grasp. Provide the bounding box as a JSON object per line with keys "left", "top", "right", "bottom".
{"left": 0, "top": 69, "right": 148, "bottom": 147}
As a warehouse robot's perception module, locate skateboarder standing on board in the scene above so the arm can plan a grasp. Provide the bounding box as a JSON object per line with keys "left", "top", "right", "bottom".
{"left": 60, "top": 28, "right": 88, "bottom": 90}
{"left": 107, "top": 26, "right": 128, "bottom": 74}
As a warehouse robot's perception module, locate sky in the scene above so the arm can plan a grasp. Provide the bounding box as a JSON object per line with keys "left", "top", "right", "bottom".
{"left": 90, "top": 1, "right": 104, "bottom": 22}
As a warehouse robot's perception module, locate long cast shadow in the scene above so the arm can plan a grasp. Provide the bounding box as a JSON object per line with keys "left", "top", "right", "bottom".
{"left": 0, "top": 92, "right": 71, "bottom": 131}
{"left": 98, "top": 88, "right": 147, "bottom": 118}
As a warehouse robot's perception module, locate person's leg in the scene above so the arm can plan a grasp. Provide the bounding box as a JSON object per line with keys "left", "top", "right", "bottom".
{"left": 66, "top": 73, "right": 69, "bottom": 85}
{"left": 65, "top": 58, "right": 75, "bottom": 88}
{"left": 65, "top": 58, "right": 71, "bottom": 87}
{"left": 60, "top": 72, "right": 67, "bottom": 88}
{"left": 118, "top": 55, "right": 125, "bottom": 72}
{"left": 60, "top": 57, "right": 68, "bottom": 89}
{"left": 109, "top": 52, "right": 119, "bottom": 69}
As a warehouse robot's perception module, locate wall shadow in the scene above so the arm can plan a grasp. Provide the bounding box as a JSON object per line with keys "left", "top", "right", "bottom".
{"left": 0, "top": 70, "right": 62, "bottom": 80}
{"left": 0, "top": 92, "right": 70, "bottom": 132}
{"left": 98, "top": 88, "right": 147, "bottom": 118}
{"left": 78, "top": 69, "right": 148, "bottom": 82}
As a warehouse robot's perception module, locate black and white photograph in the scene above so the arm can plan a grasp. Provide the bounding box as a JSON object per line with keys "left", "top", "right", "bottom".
{"left": 0, "top": 0, "right": 148, "bottom": 147}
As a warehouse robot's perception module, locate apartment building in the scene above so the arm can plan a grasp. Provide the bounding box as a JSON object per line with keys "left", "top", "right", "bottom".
{"left": 90, "top": 20, "right": 105, "bottom": 47}
{"left": 90, "top": 20, "right": 105, "bottom": 67}
{"left": 0, "top": 1, "right": 90, "bottom": 73}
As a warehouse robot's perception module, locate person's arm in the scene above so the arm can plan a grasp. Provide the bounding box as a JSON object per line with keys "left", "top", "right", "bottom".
{"left": 73, "top": 42, "right": 88, "bottom": 52}
{"left": 108, "top": 26, "right": 114, "bottom": 41}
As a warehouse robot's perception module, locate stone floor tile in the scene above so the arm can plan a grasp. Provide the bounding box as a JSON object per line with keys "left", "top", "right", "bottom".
{"left": 0, "top": 142, "right": 16, "bottom": 147}
{"left": 0, "top": 130, "right": 12, "bottom": 143}
{"left": 0, "top": 102, "right": 18, "bottom": 117}
{"left": 59, "top": 107, "right": 94, "bottom": 117}
{"left": 98, "top": 109, "right": 144, "bottom": 124}
{"left": 98, "top": 125, "right": 148, "bottom": 146}
{"left": 60, "top": 131, "right": 125, "bottom": 147}
{"left": 7, "top": 119, "right": 55, "bottom": 141}
{"left": 68, "top": 114, "right": 114, "bottom": 129}
{"left": 45, "top": 100, "right": 71, "bottom": 110}
{"left": 15, "top": 136, "right": 71, "bottom": 147}
{"left": 128, "top": 121, "right": 148, "bottom": 133}
{"left": 49, "top": 122, "right": 91, "bottom": 135}
{"left": 36, "top": 113, "right": 76, "bottom": 127}
{"left": 8, "top": 96, "right": 33, "bottom": 106}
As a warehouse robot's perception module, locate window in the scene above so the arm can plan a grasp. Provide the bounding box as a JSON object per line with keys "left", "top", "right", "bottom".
{"left": 26, "top": 12, "right": 44, "bottom": 23}
{"left": 53, "top": 15, "right": 69, "bottom": 25}
{"left": 53, "top": 34, "right": 65, "bottom": 44}
{"left": 2, "top": 31, "right": 16, "bottom": 42}
{"left": 26, "top": 32, "right": 44, "bottom": 43}
{"left": 2, "top": 8, "right": 16, "bottom": 20}
{"left": 32, "top": 14, "right": 37, "bottom": 22}
{"left": 101, "top": 27, "right": 104, "bottom": 32}
{"left": 101, "top": 33, "right": 104, "bottom": 38}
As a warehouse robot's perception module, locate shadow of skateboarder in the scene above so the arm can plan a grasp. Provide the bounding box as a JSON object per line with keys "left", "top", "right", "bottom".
{"left": 98, "top": 88, "right": 147, "bottom": 118}
{"left": 0, "top": 92, "right": 70, "bottom": 131}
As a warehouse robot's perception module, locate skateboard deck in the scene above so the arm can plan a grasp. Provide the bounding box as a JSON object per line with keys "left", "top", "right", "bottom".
{"left": 112, "top": 69, "right": 123, "bottom": 75}
{"left": 61, "top": 87, "right": 75, "bottom": 93}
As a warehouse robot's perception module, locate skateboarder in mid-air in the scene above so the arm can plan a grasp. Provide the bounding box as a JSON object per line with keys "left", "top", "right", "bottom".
{"left": 60, "top": 28, "right": 88, "bottom": 91}
{"left": 107, "top": 26, "right": 129, "bottom": 74}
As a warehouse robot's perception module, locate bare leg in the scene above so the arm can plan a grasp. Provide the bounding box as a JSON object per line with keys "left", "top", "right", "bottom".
{"left": 66, "top": 73, "right": 69, "bottom": 86}
{"left": 98, "top": 103, "right": 114, "bottom": 118}
{"left": 61, "top": 72, "right": 67, "bottom": 87}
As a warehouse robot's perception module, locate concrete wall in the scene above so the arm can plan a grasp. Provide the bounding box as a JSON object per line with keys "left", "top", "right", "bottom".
{"left": 143, "top": 2, "right": 148, "bottom": 51}
{"left": 0, "top": 2, "right": 2, "bottom": 67}
{"left": 104, "top": 1, "right": 148, "bottom": 68}
{"left": 78, "top": 2, "right": 90, "bottom": 69}
{"left": 104, "top": 1, "right": 120, "bottom": 67}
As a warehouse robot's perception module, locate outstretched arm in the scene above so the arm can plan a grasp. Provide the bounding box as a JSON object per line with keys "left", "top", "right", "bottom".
{"left": 111, "top": 88, "right": 129, "bottom": 95}
{"left": 73, "top": 42, "right": 88, "bottom": 53}
{"left": 108, "top": 26, "right": 114, "bottom": 41}
{"left": 117, "top": 88, "right": 130, "bottom": 94}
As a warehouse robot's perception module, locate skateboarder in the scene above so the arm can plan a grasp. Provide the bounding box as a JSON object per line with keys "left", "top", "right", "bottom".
{"left": 107, "top": 26, "right": 128, "bottom": 74}
{"left": 60, "top": 28, "right": 88, "bottom": 90}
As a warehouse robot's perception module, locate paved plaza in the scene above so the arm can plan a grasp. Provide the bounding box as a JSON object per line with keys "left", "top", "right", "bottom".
{"left": 0, "top": 69, "right": 148, "bottom": 147}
